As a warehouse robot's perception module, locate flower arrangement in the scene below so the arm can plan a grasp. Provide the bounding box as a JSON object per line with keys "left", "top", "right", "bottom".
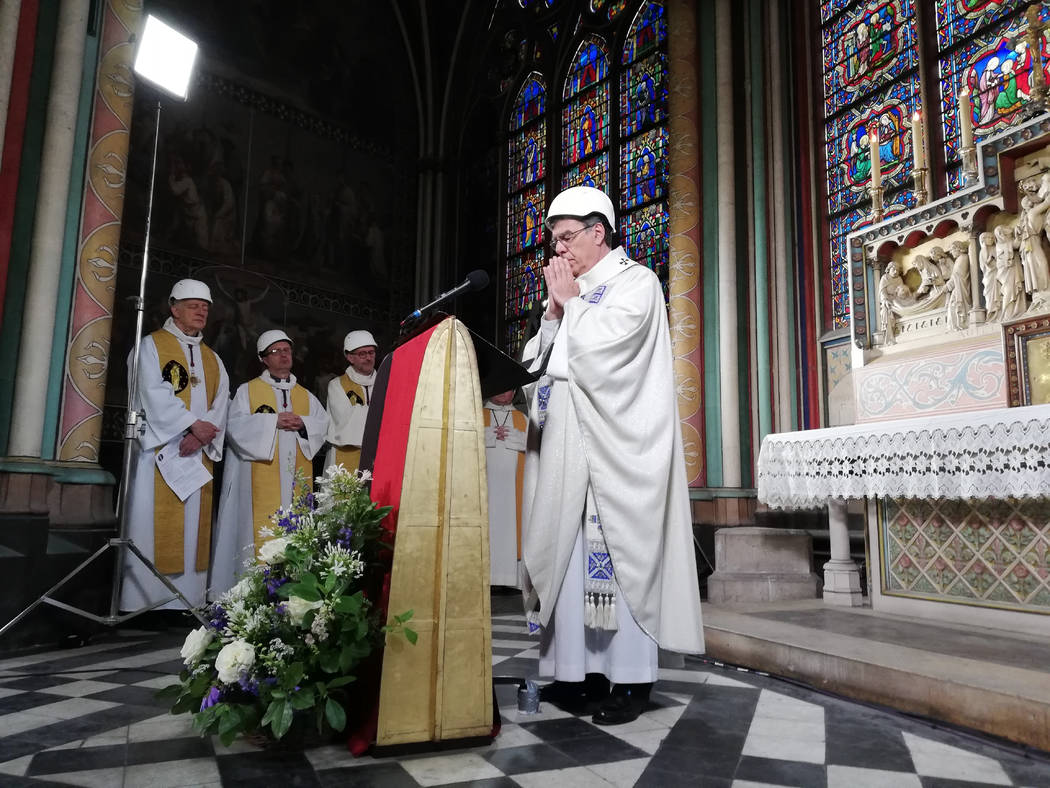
{"left": 160, "top": 465, "right": 415, "bottom": 745}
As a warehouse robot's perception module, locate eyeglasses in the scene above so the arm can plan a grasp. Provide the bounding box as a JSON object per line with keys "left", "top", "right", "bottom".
{"left": 264, "top": 346, "right": 292, "bottom": 356}
{"left": 349, "top": 349, "right": 376, "bottom": 358}
{"left": 548, "top": 223, "right": 595, "bottom": 251}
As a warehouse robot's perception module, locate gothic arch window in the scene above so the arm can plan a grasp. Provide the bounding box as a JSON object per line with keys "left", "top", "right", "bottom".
{"left": 818, "top": 0, "right": 1048, "bottom": 331}
{"left": 501, "top": 0, "right": 669, "bottom": 353}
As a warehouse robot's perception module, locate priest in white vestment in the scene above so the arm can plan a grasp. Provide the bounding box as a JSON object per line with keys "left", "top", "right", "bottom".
{"left": 520, "top": 186, "right": 705, "bottom": 726}
{"left": 211, "top": 330, "right": 328, "bottom": 594}
{"left": 484, "top": 390, "right": 527, "bottom": 589}
{"left": 325, "top": 330, "right": 378, "bottom": 472}
{"left": 121, "top": 279, "right": 229, "bottom": 612}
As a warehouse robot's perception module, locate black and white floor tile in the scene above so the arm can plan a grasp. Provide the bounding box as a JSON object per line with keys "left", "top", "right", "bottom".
{"left": 0, "top": 607, "right": 1048, "bottom": 787}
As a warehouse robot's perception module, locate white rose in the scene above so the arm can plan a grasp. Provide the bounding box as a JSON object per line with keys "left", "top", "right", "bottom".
{"left": 180, "top": 626, "right": 214, "bottom": 665}
{"left": 285, "top": 595, "right": 323, "bottom": 627}
{"left": 214, "top": 639, "right": 256, "bottom": 684}
{"left": 258, "top": 536, "right": 291, "bottom": 564}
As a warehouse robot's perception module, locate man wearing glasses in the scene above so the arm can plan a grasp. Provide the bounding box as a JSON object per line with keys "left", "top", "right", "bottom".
{"left": 212, "top": 329, "right": 328, "bottom": 594}
{"left": 325, "top": 330, "right": 378, "bottom": 473}
{"left": 520, "top": 186, "right": 705, "bottom": 726}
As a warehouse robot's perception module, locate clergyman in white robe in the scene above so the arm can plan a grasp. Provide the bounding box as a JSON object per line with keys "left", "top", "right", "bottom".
{"left": 211, "top": 371, "right": 328, "bottom": 594}
{"left": 520, "top": 247, "right": 705, "bottom": 687}
{"left": 120, "top": 317, "right": 229, "bottom": 612}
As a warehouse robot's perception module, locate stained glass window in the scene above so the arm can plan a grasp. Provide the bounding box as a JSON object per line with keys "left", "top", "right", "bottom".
{"left": 619, "top": 1, "right": 668, "bottom": 275}
{"left": 505, "top": 74, "right": 548, "bottom": 350}
{"left": 501, "top": 0, "right": 670, "bottom": 354}
{"left": 821, "top": 0, "right": 920, "bottom": 329}
{"left": 936, "top": 1, "right": 1050, "bottom": 191}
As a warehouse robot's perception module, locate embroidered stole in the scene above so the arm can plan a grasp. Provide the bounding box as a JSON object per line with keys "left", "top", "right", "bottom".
{"left": 482, "top": 408, "right": 527, "bottom": 558}
{"left": 333, "top": 373, "right": 368, "bottom": 472}
{"left": 151, "top": 330, "right": 219, "bottom": 574}
{"left": 248, "top": 378, "right": 312, "bottom": 553}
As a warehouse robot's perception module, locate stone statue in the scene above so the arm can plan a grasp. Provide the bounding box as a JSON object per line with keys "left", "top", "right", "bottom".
{"left": 945, "top": 239, "right": 971, "bottom": 330}
{"left": 995, "top": 224, "right": 1026, "bottom": 320}
{"left": 1016, "top": 174, "right": 1050, "bottom": 306}
{"left": 929, "top": 246, "right": 954, "bottom": 280}
{"left": 913, "top": 254, "right": 944, "bottom": 297}
{"left": 979, "top": 231, "right": 999, "bottom": 321}
{"left": 877, "top": 261, "right": 911, "bottom": 345}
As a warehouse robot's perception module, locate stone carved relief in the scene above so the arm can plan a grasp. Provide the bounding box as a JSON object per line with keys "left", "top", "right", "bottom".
{"left": 945, "top": 240, "right": 972, "bottom": 331}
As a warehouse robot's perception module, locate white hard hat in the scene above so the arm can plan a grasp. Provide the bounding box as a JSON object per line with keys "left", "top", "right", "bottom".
{"left": 257, "top": 329, "right": 293, "bottom": 355}
{"left": 168, "top": 278, "right": 212, "bottom": 304}
{"left": 344, "top": 330, "right": 377, "bottom": 353}
{"left": 545, "top": 185, "right": 616, "bottom": 231}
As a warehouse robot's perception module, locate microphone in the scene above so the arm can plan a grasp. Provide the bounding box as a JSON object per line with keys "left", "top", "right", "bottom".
{"left": 400, "top": 269, "right": 490, "bottom": 326}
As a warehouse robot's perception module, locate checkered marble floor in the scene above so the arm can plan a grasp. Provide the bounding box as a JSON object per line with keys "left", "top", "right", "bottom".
{"left": 0, "top": 606, "right": 1048, "bottom": 787}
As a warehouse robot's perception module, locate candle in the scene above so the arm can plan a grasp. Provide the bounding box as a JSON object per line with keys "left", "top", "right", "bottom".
{"left": 959, "top": 87, "right": 974, "bottom": 150}
{"left": 912, "top": 111, "right": 925, "bottom": 170}
{"left": 869, "top": 127, "right": 881, "bottom": 189}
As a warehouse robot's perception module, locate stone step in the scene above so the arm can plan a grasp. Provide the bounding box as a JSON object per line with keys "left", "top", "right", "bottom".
{"left": 703, "top": 599, "right": 1050, "bottom": 753}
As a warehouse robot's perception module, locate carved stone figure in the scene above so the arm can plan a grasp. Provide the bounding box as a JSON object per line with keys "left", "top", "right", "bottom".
{"left": 929, "top": 246, "right": 954, "bottom": 280}
{"left": 1017, "top": 174, "right": 1050, "bottom": 304}
{"left": 995, "top": 224, "right": 1026, "bottom": 320}
{"left": 877, "top": 261, "right": 910, "bottom": 345}
{"left": 945, "top": 240, "right": 972, "bottom": 331}
{"left": 979, "top": 231, "right": 999, "bottom": 321}
{"left": 913, "top": 254, "right": 944, "bottom": 297}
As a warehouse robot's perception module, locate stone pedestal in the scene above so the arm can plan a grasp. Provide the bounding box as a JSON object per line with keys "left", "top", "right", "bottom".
{"left": 707, "top": 526, "right": 820, "bottom": 603}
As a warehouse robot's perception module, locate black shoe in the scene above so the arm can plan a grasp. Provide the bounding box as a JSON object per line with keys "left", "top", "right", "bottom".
{"left": 592, "top": 682, "right": 651, "bottom": 726}
{"left": 539, "top": 674, "right": 610, "bottom": 713}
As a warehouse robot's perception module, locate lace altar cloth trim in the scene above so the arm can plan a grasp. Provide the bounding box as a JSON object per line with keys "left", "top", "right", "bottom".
{"left": 757, "top": 403, "right": 1050, "bottom": 510}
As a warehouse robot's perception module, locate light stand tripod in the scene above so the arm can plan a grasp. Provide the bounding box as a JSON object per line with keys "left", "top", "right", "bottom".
{"left": 0, "top": 16, "right": 207, "bottom": 638}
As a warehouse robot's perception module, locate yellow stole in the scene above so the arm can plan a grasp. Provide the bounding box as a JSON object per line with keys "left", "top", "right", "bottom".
{"left": 333, "top": 373, "right": 368, "bottom": 472}
{"left": 248, "top": 377, "right": 313, "bottom": 553}
{"left": 483, "top": 407, "right": 528, "bottom": 559}
{"left": 151, "top": 329, "right": 220, "bottom": 574}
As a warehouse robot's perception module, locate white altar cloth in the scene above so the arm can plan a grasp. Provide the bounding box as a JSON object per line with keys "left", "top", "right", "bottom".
{"left": 757, "top": 403, "right": 1050, "bottom": 510}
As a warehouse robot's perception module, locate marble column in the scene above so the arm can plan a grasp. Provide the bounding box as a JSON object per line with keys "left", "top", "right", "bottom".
{"left": 667, "top": 0, "right": 705, "bottom": 486}
{"left": 0, "top": 0, "right": 22, "bottom": 159}
{"left": 824, "top": 498, "right": 863, "bottom": 606}
{"left": 57, "top": 0, "right": 140, "bottom": 464}
{"left": 715, "top": 0, "right": 741, "bottom": 487}
{"left": 8, "top": 0, "right": 89, "bottom": 458}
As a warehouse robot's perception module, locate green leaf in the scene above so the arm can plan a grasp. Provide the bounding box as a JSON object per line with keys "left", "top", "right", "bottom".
{"left": 338, "top": 646, "right": 355, "bottom": 672}
{"left": 289, "top": 686, "right": 315, "bottom": 710}
{"left": 272, "top": 700, "right": 294, "bottom": 739}
{"left": 261, "top": 698, "right": 282, "bottom": 728}
{"left": 300, "top": 571, "right": 319, "bottom": 590}
{"left": 326, "top": 675, "right": 356, "bottom": 689}
{"left": 397, "top": 609, "right": 414, "bottom": 623}
{"left": 270, "top": 689, "right": 286, "bottom": 699}
{"left": 218, "top": 707, "right": 242, "bottom": 736}
{"left": 404, "top": 626, "right": 418, "bottom": 645}
{"left": 284, "top": 662, "right": 305, "bottom": 688}
{"left": 323, "top": 573, "right": 337, "bottom": 593}
{"left": 171, "top": 693, "right": 198, "bottom": 715}
{"left": 219, "top": 727, "right": 238, "bottom": 747}
{"left": 319, "top": 650, "right": 340, "bottom": 674}
{"left": 325, "top": 698, "right": 347, "bottom": 731}
{"left": 154, "top": 683, "right": 184, "bottom": 701}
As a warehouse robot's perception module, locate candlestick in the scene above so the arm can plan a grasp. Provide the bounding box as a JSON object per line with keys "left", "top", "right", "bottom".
{"left": 868, "top": 184, "right": 884, "bottom": 223}
{"left": 912, "top": 111, "right": 925, "bottom": 171}
{"left": 912, "top": 166, "right": 928, "bottom": 205}
{"left": 869, "top": 128, "right": 881, "bottom": 189}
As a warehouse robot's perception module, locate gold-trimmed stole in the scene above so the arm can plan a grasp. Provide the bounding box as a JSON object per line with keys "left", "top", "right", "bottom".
{"left": 150, "top": 330, "right": 220, "bottom": 574}
{"left": 248, "top": 378, "right": 313, "bottom": 554}
{"left": 333, "top": 373, "right": 367, "bottom": 472}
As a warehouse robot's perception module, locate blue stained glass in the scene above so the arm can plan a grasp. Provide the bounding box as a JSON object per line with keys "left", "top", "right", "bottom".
{"left": 620, "top": 127, "right": 667, "bottom": 210}
{"left": 562, "top": 83, "right": 609, "bottom": 166}
{"left": 506, "top": 247, "right": 546, "bottom": 320}
{"left": 621, "top": 202, "right": 668, "bottom": 277}
{"left": 511, "top": 75, "right": 546, "bottom": 131}
{"left": 620, "top": 52, "right": 667, "bottom": 136}
{"left": 622, "top": 1, "right": 666, "bottom": 65}
{"left": 823, "top": 0, "right": 919, "bottom": 113}
{"left": 935, "top": 0, "right": 1026, "bottom": 49}
{"left": 508, "top": 119, "right": 546, "bottom": 191}
{"left": 507, "top": 182, "right": 546, "bottom": 256}
{"left": 562, "top": 151, "right": 610, "bottom": 191}
{"left": 822, "top": 0, "right": 858, "bottom": 25}
{"left": 564, "top": 36, "right": 609, "bottom": 100}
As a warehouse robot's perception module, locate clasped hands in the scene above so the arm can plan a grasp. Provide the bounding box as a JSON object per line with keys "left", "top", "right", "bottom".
{"left": 178, "top": 420, "right": 219, "bottom": 456}
{"left": 276, "top": 412, "right": 305, "bottom": 432}
{"left": 543, "top": 256, "right": 580, "bottom": 321}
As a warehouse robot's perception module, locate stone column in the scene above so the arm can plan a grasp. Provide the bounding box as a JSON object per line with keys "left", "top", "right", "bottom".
{"left": 57, "top": 0, "right": 141, "bottom": 463}
{"left": 823, "top": 498, "right": 863, "bottom": 605}
{"left": 715, "top": 0, "right": 741, "bottom": 487}
{"left": 967, "top": 224, "right": 986, "bottom": 326}
{"left": 667, "top": 0, "right": 705, "bottom": 486}
{"left": 8, "top": 0, "right": 89, "bottom": 457}
{"left": 0, "top": 0, "right": 22, "bottom": 158}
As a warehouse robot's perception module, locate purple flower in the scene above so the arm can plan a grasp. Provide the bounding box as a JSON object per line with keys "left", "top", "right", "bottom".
{"left": 200, "top": 685, "right": 222, "bottom": 710}
{"left": 337, "top": 526, "right": 353, "bottom": 549}
{"left": 238, "top": 676, "right": 259, "bottom": 696}
{"left": 305, "top": 493, "right": 315, "bottom": 509}
{"left": 276, "top": 603, "right": 288, "bottom": 616}
{"left": 208, "top": 604, "right": 228, "bottom": 630}
{"left": 262, "top": 568, "right": 288, "bottom": 597}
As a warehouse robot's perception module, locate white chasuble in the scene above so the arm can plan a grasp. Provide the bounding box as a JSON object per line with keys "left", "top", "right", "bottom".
{"left": 121, "top": 318, "right": 229, "bottom": 612}
{"left": 212, "top": 372, "right": 328, "bottom": 595}
{"left": 483, "top": 403, "right": 527, "bottom": 588}
{"left": 520, "top": 247, "right": 705, "bottom": 659}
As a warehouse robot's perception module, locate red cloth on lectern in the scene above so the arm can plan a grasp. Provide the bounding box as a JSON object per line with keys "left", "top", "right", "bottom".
{"left": 346, "top": 323, "right": 440, "bottom": 756}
